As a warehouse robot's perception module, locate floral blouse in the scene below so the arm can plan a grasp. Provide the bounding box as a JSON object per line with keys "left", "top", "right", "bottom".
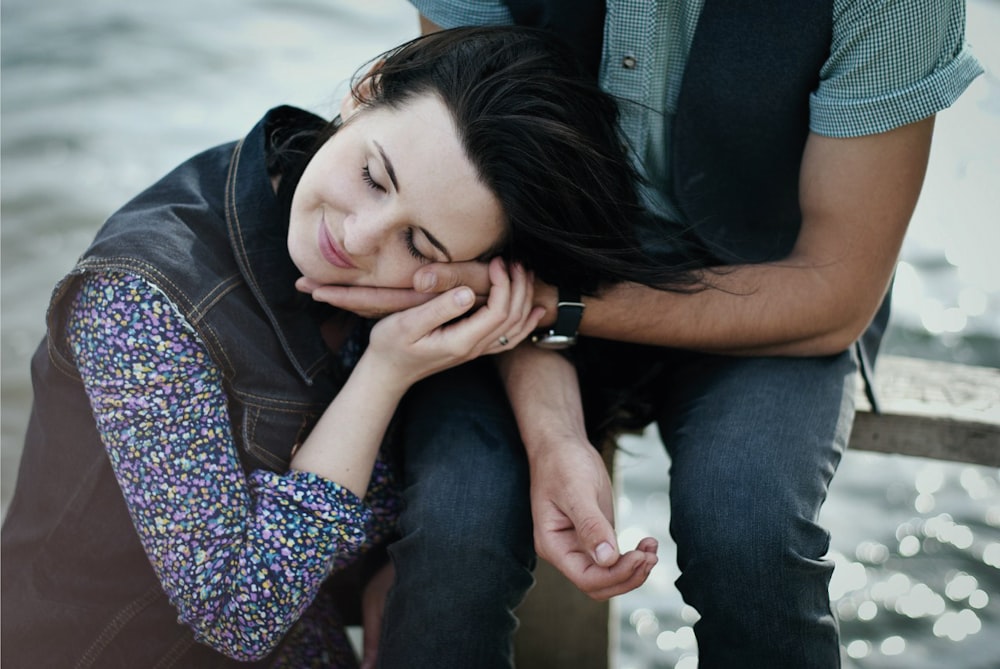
{"left": 67, "top": 271, "right": 400, "bottom": 667}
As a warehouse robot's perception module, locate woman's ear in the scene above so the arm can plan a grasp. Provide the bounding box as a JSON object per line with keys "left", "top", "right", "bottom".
{"left": 340, "top": 60, "right": 384, "bottom": 121}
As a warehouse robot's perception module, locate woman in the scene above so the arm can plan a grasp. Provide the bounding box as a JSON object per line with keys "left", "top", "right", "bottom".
{"left": 1, "top": 27, "right": 696, "bottom": 668}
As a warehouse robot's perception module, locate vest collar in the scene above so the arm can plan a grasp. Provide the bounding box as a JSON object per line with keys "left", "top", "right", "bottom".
{"left": 225, "top": 106, "right": 334, "bottom": 385}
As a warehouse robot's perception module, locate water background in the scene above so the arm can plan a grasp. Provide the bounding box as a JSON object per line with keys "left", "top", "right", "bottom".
{"left": 2, "top": 1, "right": 998, "bottom": 667}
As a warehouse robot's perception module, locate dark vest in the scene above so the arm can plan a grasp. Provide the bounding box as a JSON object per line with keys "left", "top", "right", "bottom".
{"left": 506, "top": 0, "right": 887, "bottom": 407}
{"left": 1, "top": 107, "right": 358, "bottom": 667}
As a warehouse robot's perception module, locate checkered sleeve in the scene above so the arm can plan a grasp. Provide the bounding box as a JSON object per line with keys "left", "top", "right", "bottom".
{"left": 408, "top": 0, "right": 514, "bottom": 28}
{"left": 810, "top": 0, "right": 983, "bottom": 137}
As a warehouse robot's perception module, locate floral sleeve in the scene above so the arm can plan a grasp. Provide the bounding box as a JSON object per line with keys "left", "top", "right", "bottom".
{"left": 66, "top": 270, "right": 373, "bottom": 661}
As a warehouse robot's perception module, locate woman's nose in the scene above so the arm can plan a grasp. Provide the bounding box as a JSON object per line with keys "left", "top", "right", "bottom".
{"left": 342, "top": 212, "right": 386, "bottom": 256}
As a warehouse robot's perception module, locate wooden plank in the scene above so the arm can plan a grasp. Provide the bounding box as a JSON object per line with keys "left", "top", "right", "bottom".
{"left": 862, "top": 355, "right": 1000, "bottom": 420}
{"left": 852, "top": 355, "right": 1000, "bottom": 466}
{"left": 850, "top": 411, "right": 1000, "bottom": 465}
{"left": 513, "top": 560, "right": 609, "bottom": 669}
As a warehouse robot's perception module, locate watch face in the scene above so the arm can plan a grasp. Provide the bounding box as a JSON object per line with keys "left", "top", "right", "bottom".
{"left": 531, "top": 332, "right": 576, "bottom": 350}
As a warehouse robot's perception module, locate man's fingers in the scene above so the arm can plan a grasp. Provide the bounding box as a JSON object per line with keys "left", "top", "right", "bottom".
{"left": 635, "top": 536, "right": 659, "bottom": 554}
{"left": 304, "top": 282, "right": 431, "bottom": 316}
{"left": 565, "top": 504, "right": 620, "bottom": 567}
{"left": 553, "top": 546, "right": 657, "bottom": 600}
{"left": 586, "top": 552, "right": 658, "bottom": 600}
{"left": 414, "top": 261, "right": 491, "bottom": 295}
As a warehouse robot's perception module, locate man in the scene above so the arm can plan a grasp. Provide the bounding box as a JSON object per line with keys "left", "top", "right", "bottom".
{"left": 316, "top": 1, "right": 983, "bottom": 666}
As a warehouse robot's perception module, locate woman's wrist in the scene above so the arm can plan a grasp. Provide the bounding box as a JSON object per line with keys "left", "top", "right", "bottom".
{"left": 352, "top": 351, "right": 413, "bottom": 401}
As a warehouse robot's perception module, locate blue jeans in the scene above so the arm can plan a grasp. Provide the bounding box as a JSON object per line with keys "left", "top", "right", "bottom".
{"left": 379, "top": 349, "right": 856, "bottom": 668}
{"left": 378, "top": 359, "right": 536, "bottom": 669}
{"left": 654, "top": 349, "right": 856, "bottom": 668}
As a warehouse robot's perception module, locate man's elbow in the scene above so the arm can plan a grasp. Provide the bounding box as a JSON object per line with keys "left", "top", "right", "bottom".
{"left": 806, "top": 309, "right": 880, "bottom": 357}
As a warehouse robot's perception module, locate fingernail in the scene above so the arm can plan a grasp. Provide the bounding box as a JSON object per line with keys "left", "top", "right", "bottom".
{"left": 454, "top": 288, "right": 473, "bottom": 306}
{"left": 417, "top": 271, "right": 436, "bottom": 292}
{"left": 595, "top": 542, "right": 615, "bottom": 564}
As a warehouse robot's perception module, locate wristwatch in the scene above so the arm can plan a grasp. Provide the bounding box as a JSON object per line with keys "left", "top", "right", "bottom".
{"left": 531, "top": 288, "right": 585, "bottom": 350}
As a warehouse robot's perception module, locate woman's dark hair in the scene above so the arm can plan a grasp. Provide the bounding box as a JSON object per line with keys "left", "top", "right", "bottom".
{"left": 268, "top": 27, "right": 709, "bottom": 444}
{"left": 308, "top": 26, "right": 704, "bottom": 295}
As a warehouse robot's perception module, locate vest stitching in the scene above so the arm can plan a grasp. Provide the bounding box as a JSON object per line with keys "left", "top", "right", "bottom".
{"left": 224, "top": 137, "right": 331, "bottom": 385}
{"left": 151, "top": 629, "right": 197, "bottom": 669}
{"left": 73, "top": 585, "right": 163, "bottom": 669}
{"left": 74, "top": 257, "right": 237, "bottom": 379}
{"left": 193, "top": 272, "right": 244, "bottom": 317}
{"left": 77, "top": 257, "right": 197, "bottom": 315}
{"left": 243, "top": 405, "right": 292, "bottom": 470}
{"left": 232, "top": 389, "right": 324, "bottom": 410}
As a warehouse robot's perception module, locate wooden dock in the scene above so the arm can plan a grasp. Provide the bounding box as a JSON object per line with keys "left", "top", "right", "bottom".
{"left": 513, "top": 355, "right": 1000, "bottom": 669}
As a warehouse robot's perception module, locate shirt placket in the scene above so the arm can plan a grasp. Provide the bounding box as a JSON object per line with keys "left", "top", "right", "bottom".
{"left": 601, "top": 0, "right": 657, "bottom": 160}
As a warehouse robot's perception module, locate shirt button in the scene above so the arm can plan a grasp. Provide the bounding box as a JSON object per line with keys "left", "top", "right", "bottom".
{"left": 622, "top": 55, "right": 637, "bottom": 69}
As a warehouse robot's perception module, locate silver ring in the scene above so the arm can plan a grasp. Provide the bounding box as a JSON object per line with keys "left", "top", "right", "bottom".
{"left": 498, "top": 335, "right": 510, "bottom": 346}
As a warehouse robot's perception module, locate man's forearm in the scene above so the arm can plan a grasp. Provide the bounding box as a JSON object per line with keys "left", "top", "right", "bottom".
{"left": 579, "top": 260, "right": 887, "bottom": 357}
{"left": 578, "top": 119, "right": 934, "bottom": 356}
{"left": 496, "top": 346, "right": 589, "bottom": 457}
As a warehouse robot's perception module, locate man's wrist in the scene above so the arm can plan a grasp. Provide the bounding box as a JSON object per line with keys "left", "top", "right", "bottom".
{"left": 531, "top": 287, "right": 584, "bottom": 349}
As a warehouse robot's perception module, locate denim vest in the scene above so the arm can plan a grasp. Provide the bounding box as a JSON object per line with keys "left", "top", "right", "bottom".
{"left": 1, "top": 106, "right": 357, "bottom": 667}
{"left": 506, "top": 0, "right": 887, "bottom": 406}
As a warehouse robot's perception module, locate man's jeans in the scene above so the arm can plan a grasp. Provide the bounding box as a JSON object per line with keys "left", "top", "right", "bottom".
{"left": 378, "top": 359, "right": 536, "bottom": 668}
{"left": 655, "top": 349, "right": 857, "bottom": 668}
{"left": 378, "top": 350, "right": 857, "bottom": 669}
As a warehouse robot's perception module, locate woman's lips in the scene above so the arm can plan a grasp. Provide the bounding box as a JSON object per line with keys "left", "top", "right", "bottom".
{"left": 317, "top": 221, "right": 356, "bottom": 269}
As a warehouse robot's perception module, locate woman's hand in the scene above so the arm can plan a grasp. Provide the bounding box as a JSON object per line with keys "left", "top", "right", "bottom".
{"left": 293, "top": 258, "right": 541, "bottom": 496}
{"left": 363, "top": 258, "right": 544, "bottom": 391}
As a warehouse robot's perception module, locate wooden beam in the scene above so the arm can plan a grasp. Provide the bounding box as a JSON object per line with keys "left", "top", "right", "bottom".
{"left": 852, "top": 355, "right": 1000, "bottom": 466}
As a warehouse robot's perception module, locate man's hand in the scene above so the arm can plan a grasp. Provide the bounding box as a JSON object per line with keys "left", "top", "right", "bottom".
{"left": 296, "top": 278, "right": 430, "bottom": 319}
{"left": 498, "top": 345, "right": 658, "bottom": 599}
{"left": 412, "top": 260, "right": 492, "bottom": 297}
{"left": 298, "top": 259, "right": 560, "bottom": 325}
{"left": 529, "top": 433, "right": 658, "bottom": 600}
{"left": 295, "top": 261, "right": 494, "bottom": 319}
{"left": 416, "top": 261, "right": 559, "bottom": 327}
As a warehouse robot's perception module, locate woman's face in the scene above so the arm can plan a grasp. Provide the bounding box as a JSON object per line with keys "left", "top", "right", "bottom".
{"left": 288, "top": 93, "right": 506, "bottom": 288}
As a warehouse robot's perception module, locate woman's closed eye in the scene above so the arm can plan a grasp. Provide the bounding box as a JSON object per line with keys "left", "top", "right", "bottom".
{"left": 404, "top": 228, "right": 431, "bottom": 263}
{"left": 362, "top": 164, "right": 385, "bottom": 192}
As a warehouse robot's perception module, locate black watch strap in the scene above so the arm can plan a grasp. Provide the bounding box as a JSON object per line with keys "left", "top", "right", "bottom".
{"left": 531, "top": 288, "right": 585, "bottom": 349}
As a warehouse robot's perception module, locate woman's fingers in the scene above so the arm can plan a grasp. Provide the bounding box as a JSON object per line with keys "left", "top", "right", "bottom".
{"left": 390, "top": 286, "right": 477, "bottom": 344}
{"left": 483, "top": 260, "right": 542, "bottom": 351}
{"left": 369, "top": 258, "right": 546, "bottom": 380}
{"left": 508, "top": 265, "right": 541, "bottom": 341}
{"left": 463, "top": 258, "right": 528, "bottom": 353}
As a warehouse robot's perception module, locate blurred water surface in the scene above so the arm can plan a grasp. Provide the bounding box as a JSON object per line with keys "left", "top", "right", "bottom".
{"left": 2, "top": 1, "right": 998, "bottom": 667}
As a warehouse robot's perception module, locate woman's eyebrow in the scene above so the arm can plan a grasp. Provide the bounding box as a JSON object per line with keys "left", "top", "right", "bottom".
{"left": 374, "top": 141, "right": 399, "bottom": 192}
{"left": 375, "top": 140, "right": 453, "bottom": 261}
{"left": 419, "top": 227, "right": 453, "bottom": 262}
